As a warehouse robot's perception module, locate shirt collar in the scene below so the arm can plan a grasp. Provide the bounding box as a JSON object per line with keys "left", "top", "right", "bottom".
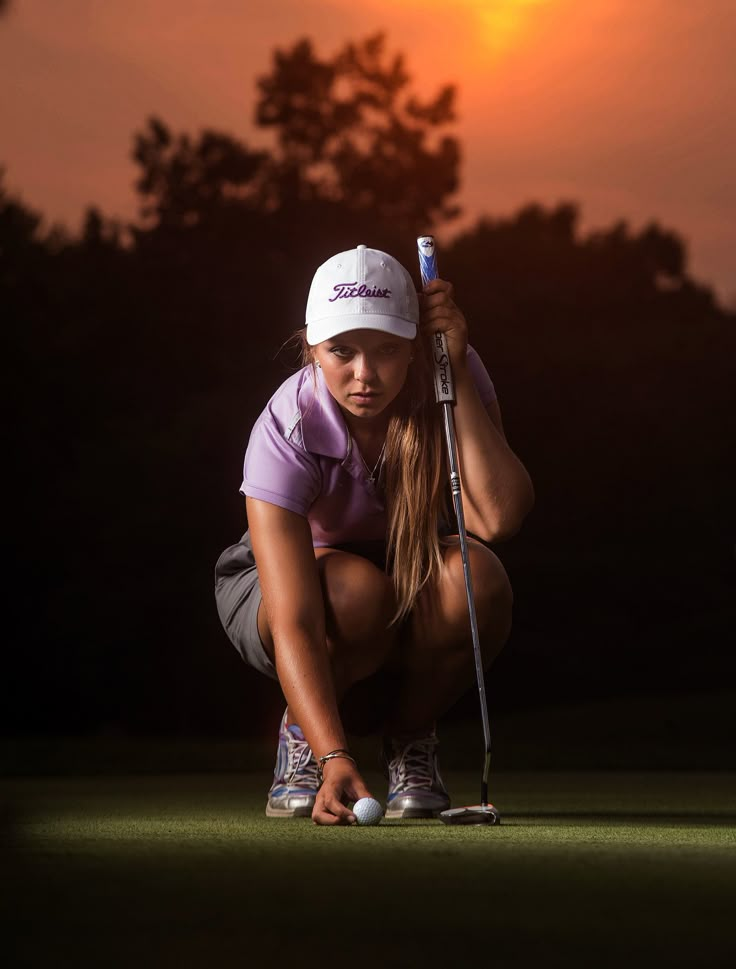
{"left": 297, "top": 365, "right": 351, "bottom": 461}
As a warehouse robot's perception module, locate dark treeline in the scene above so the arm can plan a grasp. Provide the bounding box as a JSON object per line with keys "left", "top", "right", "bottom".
{"left": 3, "top": 35, "right": 734, "bottom": 737}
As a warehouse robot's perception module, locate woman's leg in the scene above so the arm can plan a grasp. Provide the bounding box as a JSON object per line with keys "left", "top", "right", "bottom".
{"left": 257, "top": 547, "right": 400, "bottom": 706}
{"left": 380, "top": 538, "right": 512, "bottom": 818}
{"left": 386, "top": 537, "right": 513, "bottom": 736}
{"left": 260, "top": 547, "right": 399, "bottom": 817}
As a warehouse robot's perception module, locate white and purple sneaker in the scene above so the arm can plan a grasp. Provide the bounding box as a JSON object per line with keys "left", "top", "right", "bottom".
{"left": 383, "top": 729, "right": 451, "bottom": 819}
{"left": 265, "top": 711, "right": 320, "bottom": 818}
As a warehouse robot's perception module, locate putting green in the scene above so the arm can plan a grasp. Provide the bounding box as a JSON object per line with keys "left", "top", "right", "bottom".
{"left": 3, "top": 771, "right": 735, "bottom": 968}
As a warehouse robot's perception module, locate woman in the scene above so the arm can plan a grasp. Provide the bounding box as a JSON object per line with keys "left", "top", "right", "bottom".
{"left": 215, "top": 244, "right": 533, "bottom": 825}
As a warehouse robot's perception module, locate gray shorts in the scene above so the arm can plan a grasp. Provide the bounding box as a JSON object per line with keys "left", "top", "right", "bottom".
{"left": 214, "top": 530, "right": 276, "bottom": 679}
{"left": 214, "top": 530, "right": 388, "bottom": 681}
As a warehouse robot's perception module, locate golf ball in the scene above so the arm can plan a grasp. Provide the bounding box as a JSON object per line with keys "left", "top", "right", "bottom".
{"left": 353, "top": 797, "right": 383, "bottom": 826}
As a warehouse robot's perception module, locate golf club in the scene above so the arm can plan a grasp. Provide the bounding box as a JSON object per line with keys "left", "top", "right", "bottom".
{"left": 417, "top": 235, "right": 500, "bottom": 826}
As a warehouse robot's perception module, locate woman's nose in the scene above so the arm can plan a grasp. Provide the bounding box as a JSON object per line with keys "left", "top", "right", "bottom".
{"left": 354, "top": 355, "right": 377, "bottom": 381}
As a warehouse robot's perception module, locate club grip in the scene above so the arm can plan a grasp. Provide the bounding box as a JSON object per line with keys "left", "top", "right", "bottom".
{"left": 417, "top": 234, "right": 439, "bottom": 288}
{"left": 417, "top": 235, "right": 455, "bottom": 405}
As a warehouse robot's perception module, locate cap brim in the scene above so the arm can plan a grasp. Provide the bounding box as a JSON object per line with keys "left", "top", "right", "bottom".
{"left": 306, "top": 315, "right": 417, "bottom": 346}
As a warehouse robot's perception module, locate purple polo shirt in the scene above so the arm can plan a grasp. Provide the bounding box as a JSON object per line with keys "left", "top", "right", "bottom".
{"left": 241, "top": 345, "right": 496, "bottom": 547}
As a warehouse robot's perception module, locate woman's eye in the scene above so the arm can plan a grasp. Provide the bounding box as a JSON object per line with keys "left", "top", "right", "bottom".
{"left": 330, "top": 347, "right": 352, "bottom": 358}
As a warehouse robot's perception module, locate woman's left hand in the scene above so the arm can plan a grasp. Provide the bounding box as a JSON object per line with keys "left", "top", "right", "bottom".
{"left": 419, "top": 278, "right": 469, "bottom": 370}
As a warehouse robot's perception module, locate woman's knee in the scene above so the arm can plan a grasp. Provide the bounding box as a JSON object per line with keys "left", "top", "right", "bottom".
{"left": 314, "top": 550, "right": 398, "bottom": 688}
{"left": 316, "top": 549, "right": 397, "bottom": 647}
{"left": 442, "top": 541, "right": 512, "bottom": 620}
{"left": 420, "top": 543, "right": 512, "bottom": 668}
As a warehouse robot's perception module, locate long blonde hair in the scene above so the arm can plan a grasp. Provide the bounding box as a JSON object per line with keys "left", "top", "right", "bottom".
{"left": 298, "top": 331, "right": 449, "bottom": 623}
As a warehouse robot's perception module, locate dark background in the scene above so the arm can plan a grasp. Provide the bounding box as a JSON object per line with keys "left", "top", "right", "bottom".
{"left": 3, "top": 34, "right": 734, "bottom": 765}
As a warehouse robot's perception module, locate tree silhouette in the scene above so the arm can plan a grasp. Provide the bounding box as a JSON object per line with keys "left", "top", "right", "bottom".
{"left": 132, "top": 34, "right": 459, "bottom": 240}
{"left": 0, "top": 170, "right": 44, "bottom": 263}
{"left": 255, "top": 33, "right": 460, "bottom": 229}
{"left": 132, "top": 120, "right": 268, "bottom": 230}
{"left": 2, "top": 33, "right": 735, "bottom": 738}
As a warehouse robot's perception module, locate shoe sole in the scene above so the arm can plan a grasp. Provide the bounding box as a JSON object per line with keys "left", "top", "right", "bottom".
{"left": 265, "top": 803, "right": 314, "bottom": 818}
{"left": 384, "top": 806, "right": 445, "bottom": 820}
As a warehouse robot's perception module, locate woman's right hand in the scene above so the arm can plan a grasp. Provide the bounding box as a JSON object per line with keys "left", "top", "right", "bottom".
{"left": 313, "top": 758, "right": 374, "bottom": 826}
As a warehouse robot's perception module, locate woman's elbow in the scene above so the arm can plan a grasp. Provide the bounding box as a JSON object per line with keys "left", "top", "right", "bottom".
{"left": 483, "top": 480, "right": 535, "bottom": 543}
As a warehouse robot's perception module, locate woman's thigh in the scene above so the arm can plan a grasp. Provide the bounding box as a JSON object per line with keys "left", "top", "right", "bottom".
{"left": 312, "top": 545, "right": 396, "bottom": 645}
{"left": 409, "top": 537, "right": 513, "bottom": 658}
{"left": 216, "top": 534, "right": 397, "bottom": 681}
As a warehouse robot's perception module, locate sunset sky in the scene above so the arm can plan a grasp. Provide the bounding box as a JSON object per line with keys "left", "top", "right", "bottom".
{"left": 2, "top": 0, "right": 734, "bottom": 303}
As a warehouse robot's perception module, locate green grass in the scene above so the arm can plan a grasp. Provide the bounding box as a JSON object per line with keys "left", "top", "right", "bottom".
{"left": 3, "top": 771, "right": 735, "bottom": 968}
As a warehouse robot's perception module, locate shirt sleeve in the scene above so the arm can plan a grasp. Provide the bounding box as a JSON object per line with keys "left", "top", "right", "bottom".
{"left": 240, "top": 409, "right": 322, "bottom": 517}
{"left": 466, "top": 345, "right": 497, "bottom": 406}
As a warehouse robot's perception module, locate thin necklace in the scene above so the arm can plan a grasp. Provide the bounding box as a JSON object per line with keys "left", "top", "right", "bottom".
{"left": 356, "top": 439, "right": 387, "bottom": 484}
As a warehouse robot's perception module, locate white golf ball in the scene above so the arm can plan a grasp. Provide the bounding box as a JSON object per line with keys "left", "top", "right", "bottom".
{"left": 353, "top": 797, "right": 383, "bottom": 826}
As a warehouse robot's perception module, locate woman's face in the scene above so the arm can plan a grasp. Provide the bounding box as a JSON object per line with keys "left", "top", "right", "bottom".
{"left": 313, "top": 328, "right": 413, "bottom": 426}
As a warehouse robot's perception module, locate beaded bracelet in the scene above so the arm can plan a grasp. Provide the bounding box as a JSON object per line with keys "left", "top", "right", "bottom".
{"left": 317, "top": 748, "right": 356, "bottom": 783}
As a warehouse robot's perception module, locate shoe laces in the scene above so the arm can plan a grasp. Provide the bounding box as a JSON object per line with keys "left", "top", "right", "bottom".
{"left": 285, "top": 728, "right": 320, "bottom": 789}
{"left": 387, "top": 734, "right": 438, "bottom": 792}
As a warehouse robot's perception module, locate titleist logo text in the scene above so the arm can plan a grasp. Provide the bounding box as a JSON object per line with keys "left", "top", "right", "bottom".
{"left": 329, "top": 282, "right": 392, "bottom": 302}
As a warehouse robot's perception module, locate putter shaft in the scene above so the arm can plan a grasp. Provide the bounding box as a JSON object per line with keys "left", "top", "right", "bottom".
{"left": 417, "top": 235, "right": 493, "bottom": 809}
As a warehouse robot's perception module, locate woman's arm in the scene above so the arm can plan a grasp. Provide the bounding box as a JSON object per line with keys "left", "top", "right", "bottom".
{"left": 246, "top": 496, "right": 373, "bottom": 824}
{"left": 421, "top": 280, "right": 535, "bottom": 542}
{"left": 452, "top": 372, "right": 535, "bottom": 541}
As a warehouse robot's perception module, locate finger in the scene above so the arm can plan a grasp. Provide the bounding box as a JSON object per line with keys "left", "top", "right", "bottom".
{"left": 421, "top": 306, "right": 461, "bottom": 326}
{"left": 422, "top": 291, "right": 456, "bottom": 312}
{"left": 313, "top": 810, "right": 352, "bottom": 826}
{"left": 345, "top": 782, "right": 374, "bottom": 803}
{"left": 313, "top": 796, "right": 357, "bottom": 826}
{"left": 420, "top": 312, "right": 467, "bottom": 337}
{"left": 422, "top": 278, "right": 453, "bottom": 296}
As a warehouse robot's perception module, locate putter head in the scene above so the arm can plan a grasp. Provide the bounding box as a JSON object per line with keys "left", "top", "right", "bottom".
{"left": 439, "top": 805, "right": 501, "bottom": 826}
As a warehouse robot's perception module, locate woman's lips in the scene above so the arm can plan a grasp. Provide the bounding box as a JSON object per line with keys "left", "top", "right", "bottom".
{"left": 350, "top": 392, "right": 379, "bottom": 401}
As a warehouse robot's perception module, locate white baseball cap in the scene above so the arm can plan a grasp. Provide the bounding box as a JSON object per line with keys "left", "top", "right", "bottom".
{"left": 305, "top": 245, "right": 419, "bottom": 346}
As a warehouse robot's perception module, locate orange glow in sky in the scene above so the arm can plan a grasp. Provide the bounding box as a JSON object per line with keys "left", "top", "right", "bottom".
{"left": 1, "top": 0, "right": 734, "bottom": 302}
{"left": 359, "top": 0, "right": 556, "bottom": 61}
{"left": 476, "top": 0, "right": 552, "bottom": 56}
